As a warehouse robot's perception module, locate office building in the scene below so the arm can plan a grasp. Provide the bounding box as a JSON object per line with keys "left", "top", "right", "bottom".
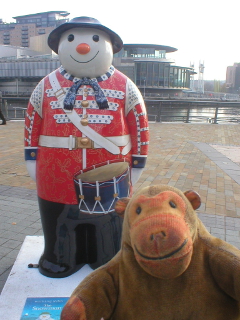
{"left": 226, "top": 63, "right": 240, "bottom": 93}
{"left": 113, "top": 44, "right": 194, "bottom": 95}
{"left": 0, "top": 11, "right": 69, "bottom": 48}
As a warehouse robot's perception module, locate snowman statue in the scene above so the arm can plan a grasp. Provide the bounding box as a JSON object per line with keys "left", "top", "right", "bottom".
{"left": 36, "top": 312, "right": 54, "bottom": 320}
{"left": 24, "top": 17, "right": 149, "bottom": 278}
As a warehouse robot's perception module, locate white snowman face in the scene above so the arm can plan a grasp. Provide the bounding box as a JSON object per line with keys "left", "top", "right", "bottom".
{"left": 58, "top": 27, "right": 113, "bottom": 78}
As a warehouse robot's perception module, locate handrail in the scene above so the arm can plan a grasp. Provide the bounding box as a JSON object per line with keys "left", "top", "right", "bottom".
{"left": 145, "top": 100, "right": 240, "bottom": 124}
{"left": 1, "top": 100, "right": 240, "bottom": 124}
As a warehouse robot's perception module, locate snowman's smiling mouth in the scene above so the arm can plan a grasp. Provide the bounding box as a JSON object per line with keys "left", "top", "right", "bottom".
{"left": 70, "top": 51, "right": 99, "bottom": 64}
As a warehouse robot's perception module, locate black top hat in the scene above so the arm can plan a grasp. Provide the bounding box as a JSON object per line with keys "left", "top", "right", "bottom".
{"left": 48, "top": 16, "right": 123, "bottom": 54}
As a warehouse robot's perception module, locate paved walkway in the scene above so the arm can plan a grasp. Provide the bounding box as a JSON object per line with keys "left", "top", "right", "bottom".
{"left": 0, "top": 121, "right": 240, "bottom": 293}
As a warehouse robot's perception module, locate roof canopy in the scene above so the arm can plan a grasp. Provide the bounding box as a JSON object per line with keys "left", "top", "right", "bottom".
{"left": 123, "top": 44, "right": 177, "bottom": 53}
{"left": 13, "top": 11, "right": 70, "bottom": 19}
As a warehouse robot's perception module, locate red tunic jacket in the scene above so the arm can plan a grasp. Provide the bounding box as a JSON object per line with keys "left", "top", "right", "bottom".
{"left": 25, "top": 66, "right": 149, "bottom": 204}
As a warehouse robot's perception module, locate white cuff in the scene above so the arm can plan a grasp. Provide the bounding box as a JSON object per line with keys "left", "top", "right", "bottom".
{"left": 25, "top": 160, "right": 36, "bottom": 181}
{"left": 131, "top": 168, "right": 144, "bottom": 185}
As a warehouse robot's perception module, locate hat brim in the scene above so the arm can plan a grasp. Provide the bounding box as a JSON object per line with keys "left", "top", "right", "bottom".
{"left": 48, "top": 22, "right": 123, "bottom": 54}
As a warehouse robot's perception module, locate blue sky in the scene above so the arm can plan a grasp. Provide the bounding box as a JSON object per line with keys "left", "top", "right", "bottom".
{"left": 1, "top": 0, "right": 239, "bottom": 80}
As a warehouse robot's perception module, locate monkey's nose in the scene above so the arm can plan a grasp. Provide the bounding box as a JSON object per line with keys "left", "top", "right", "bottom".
{"left": 150, "top": 230, "right": 167, "bottom": 242}
{"left": 76, "top": 43, "right": 90, "bottom": 54}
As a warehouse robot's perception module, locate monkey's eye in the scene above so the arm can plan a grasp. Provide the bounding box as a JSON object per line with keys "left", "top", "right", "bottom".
{"left": 169, "top": 201, "right": 176, "bottom": 208}
{"left": 68, "top": 34, "right": 74, "bottom": 42}
{"left": 136, "top": 207, "right": 142, "bottom": 214}
{"left": 92, "top": 35, "right": 99, "bottom": 42}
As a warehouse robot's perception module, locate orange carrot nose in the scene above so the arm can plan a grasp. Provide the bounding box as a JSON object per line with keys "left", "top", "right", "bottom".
{"left": 76, "top": 43, "right": 90, "bottom": 54}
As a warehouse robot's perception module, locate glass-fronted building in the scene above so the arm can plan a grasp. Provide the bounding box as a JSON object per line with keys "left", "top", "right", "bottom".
{"left": 113, "top": 44, "right": 194, "bottom": 95}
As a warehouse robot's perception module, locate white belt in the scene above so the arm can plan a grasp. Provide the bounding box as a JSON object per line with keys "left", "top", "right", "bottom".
{"left": 39, "top": 134, "right": 131, "bottom": 155}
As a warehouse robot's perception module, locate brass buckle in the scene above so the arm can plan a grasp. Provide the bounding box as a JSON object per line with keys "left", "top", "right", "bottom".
{"left": 55, "top": 88, "right": 65, "bottom": 99}
{"left": 75, "top": 137, "right": 94, "bottom": 149}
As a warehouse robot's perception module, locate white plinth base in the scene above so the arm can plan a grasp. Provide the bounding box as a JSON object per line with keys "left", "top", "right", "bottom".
{"left": 0, "top": 236, "right": 93, "bottom": 320}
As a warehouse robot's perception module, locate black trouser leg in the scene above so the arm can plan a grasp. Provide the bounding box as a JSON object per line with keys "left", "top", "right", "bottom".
{"left": 38, "top": 197, "right": 123, "bottom": 277}
{"left": 87, "top": 211, "right": 123, "bottom": 269}
{"left": 74, "top": 210, "right": 123, "bottom": 269}
{"left": 38, "top": 197, "right": 85, "bottom": 278}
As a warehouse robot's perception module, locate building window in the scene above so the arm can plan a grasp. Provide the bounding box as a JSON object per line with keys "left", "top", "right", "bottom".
{"left": 186, "top": 71, "right": 190, "bottom": 88}
{"left": 26, "top": 19, "right": 35, "bottom": 23}
{"left": 38, "top": 29, "right": 46, "bottom": 34}
{"left": 136, "top": 61, "right": 171, "bottom": 87}
{"left": 159, "top": 64, "right": 164, "bottom": 86}
{"left": 136, "top": 62, "right": 147, "bottom": 86}
{"left": 123, "top": 47, "right": 166, "bottom": 59}
{"left": 164, "top": 66, "right": 169, "bottom": 87}
{"left": 22, "top": 39, "right": 29, "bottom": 46}
{"left": 153, "top": 63, "right": 159, "bottom": 86}
{"left": 174, "top": 68, "right": 178, "bottom": 87}
{"left": 155, "top": 50, "right": 166, "bottom": 59}
{"left": 134, "top": 60, "right": 191, "bottom": 90}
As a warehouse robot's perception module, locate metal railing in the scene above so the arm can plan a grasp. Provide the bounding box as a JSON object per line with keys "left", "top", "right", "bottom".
{"left": 1, "top": 99, "right": 240, "bottom": 124}
{"left": 146, "top": 100, "right": 240, "bottom": 124}
{"left": 2, "top": 102, "right": 27, "bottom": 120}
{"left": 1, "top": 91, "right": 31, "bottom": 97}
{"left": 12, "top": 107, "right": 27, "bottom": 119}
{"left": 143, "top": 91, "right": 240, "bottom": 101}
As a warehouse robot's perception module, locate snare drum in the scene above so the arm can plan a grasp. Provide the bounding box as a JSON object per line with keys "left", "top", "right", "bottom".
{"left": 74, "top": 161, "right": 130, "bottom": 214}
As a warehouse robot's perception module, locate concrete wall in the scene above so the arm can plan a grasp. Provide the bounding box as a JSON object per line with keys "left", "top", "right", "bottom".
{"left": 29, "top": 34, "right": 52, "bottom": 54}
{"left": 0, "top": 45, "right": 40, "bottom": 58}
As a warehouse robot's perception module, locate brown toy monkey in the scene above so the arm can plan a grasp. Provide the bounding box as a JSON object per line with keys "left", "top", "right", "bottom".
{"left": 61, "top": 185, "right": 240, "bottom": 320}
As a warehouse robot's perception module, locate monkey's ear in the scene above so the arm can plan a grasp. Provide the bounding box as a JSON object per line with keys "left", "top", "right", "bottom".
{"left": 184, "top": 190, "right": 201, "bottom": 210}
{"left": 115, "top": 198, "right": 131, "bottom": 218}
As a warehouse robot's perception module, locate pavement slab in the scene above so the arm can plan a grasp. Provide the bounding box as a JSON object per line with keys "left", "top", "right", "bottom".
{"left": 0, "top": 121, "right": 240, "bottom": 293}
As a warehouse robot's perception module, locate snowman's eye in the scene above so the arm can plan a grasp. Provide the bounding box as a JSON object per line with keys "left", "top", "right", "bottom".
{"left": 92, "top": 35, "right": 99, "bottom": 42}
{"left": 68, "top": 34, "right": 74, "bottom": 42}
